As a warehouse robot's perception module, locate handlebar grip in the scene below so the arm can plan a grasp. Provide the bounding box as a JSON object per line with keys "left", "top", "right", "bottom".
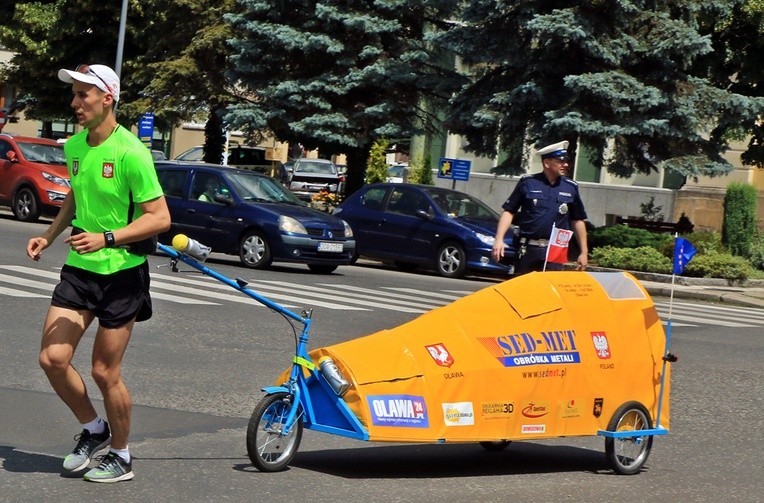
{"left": 172, "top": 234, "right": 211, "bottom": 262}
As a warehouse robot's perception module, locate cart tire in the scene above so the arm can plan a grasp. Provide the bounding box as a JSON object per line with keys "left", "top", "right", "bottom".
{"left": 605, "top": 401, "right": 654, "bottom": 475}
{"left": 479, "top": 440, "right": 511, "bottom": 452}
{"left": 246, "top": 392, "right": 303, "bottom": 472}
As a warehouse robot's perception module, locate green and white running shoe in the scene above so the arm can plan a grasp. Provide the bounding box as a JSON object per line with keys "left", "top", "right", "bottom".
{"left": 62, "top": 423, "right": 111, "bottom": 472}
{"left": 83, "top": 452, "right": 134, "bottom": 483}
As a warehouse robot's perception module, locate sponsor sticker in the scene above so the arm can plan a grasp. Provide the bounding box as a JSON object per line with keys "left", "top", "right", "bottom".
{"left": 481, "top": 402, "right": 515, "bottom": 421}
{"left": 559, "top": 399, "right": 581, "bottom": 419}
{"left": 521, "top": 401, "right": 551, "bottom": 419}
{"left": 442, "top": 402, "right": 475, "bottom": 426}
{"left": 593, "top": 398, "right": 604, "bottom": 418}
{"left": 478, "top": 330, "right": 581, "bottom": 368}
{"left": 521, "top": 424, "right": 546, "bottom": 434}
{"left": 367, "top": 395, "right": 429, "bottom": 428}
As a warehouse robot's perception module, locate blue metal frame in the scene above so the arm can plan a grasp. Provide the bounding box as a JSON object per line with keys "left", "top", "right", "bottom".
{"left": 157, "top": 243, "right": 369, "bottom": 441}
{"left": 597, "top": 319, "right": 673, "bottom": 440}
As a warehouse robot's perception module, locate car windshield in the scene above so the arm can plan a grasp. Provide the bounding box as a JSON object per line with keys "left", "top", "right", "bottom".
{"left": 295, "top": 161, "right": 336, "bottom": 174}
{"left": 388, "top": 165, "right": 405, "bottom": 176}
{"left": 17, "top": 142, "right": 67, "bottom": 165}
{"left": 426, "top": 189, "right": 499, "bottom": 220}
{"left": 227, "top": 172, "right": 305, "bottom": 204}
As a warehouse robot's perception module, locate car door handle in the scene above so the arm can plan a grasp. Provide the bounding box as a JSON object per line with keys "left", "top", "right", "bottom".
{"left": 186, "top": 208, "right": 197, "bottom": 214}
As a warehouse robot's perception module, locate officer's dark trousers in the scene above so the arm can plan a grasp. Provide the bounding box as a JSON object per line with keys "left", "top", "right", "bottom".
{"left": 515, "top": 245, "right": 564, "bottom": 275}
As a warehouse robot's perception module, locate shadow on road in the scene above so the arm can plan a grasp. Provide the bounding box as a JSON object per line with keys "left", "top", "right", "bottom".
{"left": 0, "top": 445, "right": 62, "bottom": 475}
{"left": 283, "top": 441, "right": 613, "bottom": 478}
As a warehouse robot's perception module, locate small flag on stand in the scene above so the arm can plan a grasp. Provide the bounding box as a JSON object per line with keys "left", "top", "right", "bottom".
{"left": 672, "top": 237, "right": 697, "bottom": 275}
{"left": 544, "top": 224, "right": 574, "bottom": 268}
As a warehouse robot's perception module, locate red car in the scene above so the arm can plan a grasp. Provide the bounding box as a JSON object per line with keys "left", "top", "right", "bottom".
{"left": 0, "top": 134, "right": 70, "bottom": 222}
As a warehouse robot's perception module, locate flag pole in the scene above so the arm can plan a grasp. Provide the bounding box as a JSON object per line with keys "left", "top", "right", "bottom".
{"left": 542, "top": 224, "right": 555, "bottom": 272}
{"left": 655, "top": 232, "right": 679, "bottom": 429}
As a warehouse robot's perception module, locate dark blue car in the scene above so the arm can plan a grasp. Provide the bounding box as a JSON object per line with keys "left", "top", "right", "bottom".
{"left": 334, "top": 183, "right": 516, "bottom": 278}
{"left": 155, "top": 161, "right": 355, "bottom": 273}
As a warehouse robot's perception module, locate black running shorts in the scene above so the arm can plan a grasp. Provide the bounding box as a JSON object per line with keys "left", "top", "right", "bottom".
{"left": 51, "top": 261, "right": 152, "bottom": 328}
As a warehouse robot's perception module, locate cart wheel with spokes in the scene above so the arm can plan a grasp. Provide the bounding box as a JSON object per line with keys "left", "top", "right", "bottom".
{"left": 479, "top": 440, "right": 511, "bottom": 452}
{"left": 246, "top": 392, "right": 303, "bottom": 472}
{"left": 604, "top": 401, "right": 654, "bottom": 475}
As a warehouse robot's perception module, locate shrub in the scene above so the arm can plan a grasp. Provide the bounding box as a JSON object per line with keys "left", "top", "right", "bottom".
{"left": 656, "top": 230, "right": 726, "bottom": 258}
{"left": 365, "top": 138, "right": 390, "bottom": 184}
{"left": 589, "top": 225, "right": 673, "bottom": 250}
{"left": 722, "top": 182, "right": 757, "bottom": 257}
{"left": 590, "top": 246, "right": 672, "bottom": 274}
{"left": 408, "top": 152, "right": 434, "bottom": 185}
{"left": 746, "top": 235, "right": 764, "bottom": 270}
{"left": 684, "top": 252, "right": 751, "bottom": 280}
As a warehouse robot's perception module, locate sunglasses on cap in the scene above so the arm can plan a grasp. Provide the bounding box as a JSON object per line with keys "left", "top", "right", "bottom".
{"left": 75, "top": 64, "right": 113, "bottom": 95}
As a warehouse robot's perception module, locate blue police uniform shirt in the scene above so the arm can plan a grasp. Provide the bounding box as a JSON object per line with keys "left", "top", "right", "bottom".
{"left": 502, "top": 173, "right": 587, "bottom": 239}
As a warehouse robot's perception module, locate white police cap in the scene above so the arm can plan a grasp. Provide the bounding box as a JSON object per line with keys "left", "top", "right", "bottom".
{"left": 538, "top": 141, "right": 569, "bottom": 159}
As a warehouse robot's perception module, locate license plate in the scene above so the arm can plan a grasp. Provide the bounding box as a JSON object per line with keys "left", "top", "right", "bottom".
{"left": 317, "top": 242, "right": 343, "bottom": 253}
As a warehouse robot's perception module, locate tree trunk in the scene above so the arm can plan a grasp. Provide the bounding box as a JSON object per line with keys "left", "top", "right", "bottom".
{"left": 344, "top": 145, "right": 371, "bottom": 197}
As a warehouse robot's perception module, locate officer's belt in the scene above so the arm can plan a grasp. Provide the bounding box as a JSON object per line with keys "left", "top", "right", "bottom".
{"left": 520, "top": 237, "right": 549, "bottom": 247}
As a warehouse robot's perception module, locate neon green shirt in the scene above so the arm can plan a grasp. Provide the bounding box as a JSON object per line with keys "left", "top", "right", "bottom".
{"left": 64, "top": 125, "right": 163, "bottom": 274}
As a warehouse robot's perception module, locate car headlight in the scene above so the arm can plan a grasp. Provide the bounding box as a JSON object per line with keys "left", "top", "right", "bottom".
{"left": 342, "top": 220, "right": 354, "bottom": 238}
{"left": 279, "top": 215, "right": 307, "bottom": 234}
{"left": 476, "top": 232, "right": 495, "bottom": 246}
{"left": 42, "top": 171, "right": 71, "bottom": 188}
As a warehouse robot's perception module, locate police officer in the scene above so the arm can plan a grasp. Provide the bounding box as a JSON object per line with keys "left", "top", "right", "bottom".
{"left": 492, "top": 141, "right": 588, "bottom": 275}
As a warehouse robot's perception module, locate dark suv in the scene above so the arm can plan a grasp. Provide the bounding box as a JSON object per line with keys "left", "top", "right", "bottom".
{"left": 0, "top": 134, "right": 70, "bottom": 222}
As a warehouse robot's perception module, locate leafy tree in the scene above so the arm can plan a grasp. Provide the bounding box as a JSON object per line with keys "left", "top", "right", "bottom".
{"left": 224, "top": 0, "right": 463, "bottom": 195}
{"left": 696, "top": 0, "right": 764, "bottom": 169}
{"left": 365, "top": 138, "right": 390, "bottom": 184}
{"left": 134, "top": 0, "right": 234, "bottom": 162}
{"left": 0, "top": 1, "right": 154, "bottom": 131}
{"left": 437, "top": 1, "right": 764, "bottom": 178}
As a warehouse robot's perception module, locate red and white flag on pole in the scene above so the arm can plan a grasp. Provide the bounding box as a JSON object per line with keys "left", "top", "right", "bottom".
{"left": 544, "top": 224, "right": 574, "bottom": 268}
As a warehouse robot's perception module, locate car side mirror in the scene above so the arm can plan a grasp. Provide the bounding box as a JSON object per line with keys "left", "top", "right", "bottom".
{"left": 5, "top": 150, "right": 17, "bottom": 162}
{"left": 214, "top": 193, "right": 234, "bottom": 205}
{"left": 414, "top": 209, "right": 432, "bottom": 220}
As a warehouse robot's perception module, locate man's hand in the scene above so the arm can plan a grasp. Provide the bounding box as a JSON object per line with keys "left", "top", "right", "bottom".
{"left": 492, "top": 242, "right": 506, "bottom": 262}
{"left": 64, "top": 232, "right": 106, "bottom": 254}
{"left": 577, "top": 252, "right": 588, "bottom": 270}
{"left": 26, "top": 237, "right": 49, "bottom": 261}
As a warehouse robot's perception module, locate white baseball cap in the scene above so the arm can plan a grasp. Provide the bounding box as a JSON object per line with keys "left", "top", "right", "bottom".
{"left": 58, "top": 64, "right": 120, "bottom": 102}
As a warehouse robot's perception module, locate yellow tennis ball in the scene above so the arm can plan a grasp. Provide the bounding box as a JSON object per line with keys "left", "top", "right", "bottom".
{"left": 172, "top": 234, "right": 189, "bottom": 251}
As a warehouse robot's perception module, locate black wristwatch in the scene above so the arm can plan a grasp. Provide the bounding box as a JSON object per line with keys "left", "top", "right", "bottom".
{"left": 103, "top": 231, "right": 116, "bottom": 248}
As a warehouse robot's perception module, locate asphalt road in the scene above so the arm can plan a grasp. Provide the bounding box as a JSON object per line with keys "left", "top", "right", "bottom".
{"left": 0, "top": 213, "right": 761, "bottom": 502}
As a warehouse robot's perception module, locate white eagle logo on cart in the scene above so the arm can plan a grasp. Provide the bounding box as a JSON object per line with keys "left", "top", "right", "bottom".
{"left": 591, "top": 332, "right": 611, "bottom": 359}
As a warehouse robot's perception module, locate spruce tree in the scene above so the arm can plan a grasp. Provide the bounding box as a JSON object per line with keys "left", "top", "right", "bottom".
{"left": 224, "top": 0, "right": 462, "bottom": 195}
{"left": 437, "top": 0, "right": 764, "bottom": 178}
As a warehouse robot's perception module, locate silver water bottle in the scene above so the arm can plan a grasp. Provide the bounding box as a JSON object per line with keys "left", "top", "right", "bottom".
{"left": 318, "top": 356, "right": 350, "bottom": 396}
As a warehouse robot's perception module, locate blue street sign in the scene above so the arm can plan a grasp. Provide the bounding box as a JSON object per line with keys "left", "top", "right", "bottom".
{"left": 138, "top": 112, "right": 155, "bottom": 147}
{"left": 437, "top": 157, "right": 471, "bottom": 181}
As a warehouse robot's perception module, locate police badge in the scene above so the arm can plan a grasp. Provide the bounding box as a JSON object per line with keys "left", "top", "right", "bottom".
{"left": 559, "top": 203, "right": 568, "bottom": 215}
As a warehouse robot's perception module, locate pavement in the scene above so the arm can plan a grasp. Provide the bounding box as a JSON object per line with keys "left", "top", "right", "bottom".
{"left": 599, "top": 268, "right": 764, "bottom": 308}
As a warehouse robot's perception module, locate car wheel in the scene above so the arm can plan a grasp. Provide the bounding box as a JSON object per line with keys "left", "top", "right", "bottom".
{"left": 436, "top": 241, "right": 467, "bottom": 278}
{"left": 239, "top": 230, "right": 273, "bottom": 269}
{"left": 13, "top": 187, "right": 41, "bottom": 222}
{"left": 307, "top": 264, "right": 338, "bottom": 274}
